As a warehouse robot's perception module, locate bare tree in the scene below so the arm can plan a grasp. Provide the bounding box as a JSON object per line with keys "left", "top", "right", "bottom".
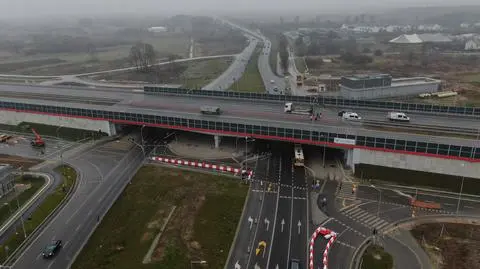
{"left": 129, "top": 45, "right": 142, "bottom": 70}
{"left": 128, "top": 42, "right": 156, "bottom": 71}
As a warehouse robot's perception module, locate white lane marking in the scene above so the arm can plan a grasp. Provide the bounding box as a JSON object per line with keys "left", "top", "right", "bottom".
{"left": 87, "top": 209, "right": 93, "bottom": 216}
{"left": 75, "top": 224, "right": 81, "bottom": 232}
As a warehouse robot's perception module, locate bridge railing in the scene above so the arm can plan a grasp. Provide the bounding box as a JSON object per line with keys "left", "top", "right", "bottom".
{"left": 144, "top": 86, "right": 480, "bottom": 117}
{"left": 1, "top": 99, "right": 479, "bottom": 161}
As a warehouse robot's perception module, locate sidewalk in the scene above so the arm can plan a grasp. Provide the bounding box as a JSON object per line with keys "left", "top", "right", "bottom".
{"left": 305, "top": 155, "right": 343, "bottom": 181}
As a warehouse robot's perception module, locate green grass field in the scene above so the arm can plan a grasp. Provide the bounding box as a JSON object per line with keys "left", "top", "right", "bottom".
{"left": 182, "top": 58, "right": 233, "bottom": 89}
{"left": 229, "top": 47, "right": 266, "bottom": 93}
{"left": 72, "top": 165, "right": 248, "bottom": 269}
{"left": 0, "top": 34, "right": 191, "bottom": 76}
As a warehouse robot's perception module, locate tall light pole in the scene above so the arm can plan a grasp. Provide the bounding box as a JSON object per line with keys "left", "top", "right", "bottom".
{"left": 320, "top": 134, "right": 326, "bottom": 168}
{"left": 140, "top": 125, "right": 146, "bottom": 149}
{"left": 56, "top": 125, "right": 64, "bottom": 140}
{"left": 371, "top": 185, "right": 382, "bottom": 218}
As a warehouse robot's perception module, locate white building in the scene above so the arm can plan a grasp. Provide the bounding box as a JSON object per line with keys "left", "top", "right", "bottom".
{"left": 147, "top": 26, "right": 167, "bottom": 33}
{"left": 465, "top": 40, "right": 480, "bottom": 50}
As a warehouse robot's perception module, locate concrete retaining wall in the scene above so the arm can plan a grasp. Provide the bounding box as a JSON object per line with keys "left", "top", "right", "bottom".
{"left": 351, "top": 148, "right": 480, "bottom": 179}
{"left": 0, "top": 110, "right": 116, "bottom": 135}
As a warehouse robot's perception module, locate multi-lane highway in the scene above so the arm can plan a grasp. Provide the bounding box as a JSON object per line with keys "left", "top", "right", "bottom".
{"left": 11, "top": 136, "right": 148, "bottom": 269}
{"left": 0, "top": 84, "right": 478, "bottom": 148}
{"left": 227, "top": 144, "right": 310, "bottom": 269}
{"left": 203, "top": 37, "right": 258, "bottom": 91}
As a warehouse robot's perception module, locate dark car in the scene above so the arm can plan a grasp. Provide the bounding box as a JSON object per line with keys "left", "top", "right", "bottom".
{"left": 338, "top": 110, "right": 345, "bottom": 117}
{"left": 290, "top": 259, "right": 301, "bottom": 269}
{"left": 42, "top": 240, "right": 62, "bottom": 258}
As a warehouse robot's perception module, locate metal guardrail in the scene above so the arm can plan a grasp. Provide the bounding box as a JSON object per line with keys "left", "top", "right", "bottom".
{"left": 362, "top": 120, "right": 480, "bottom": 136}
{"left": 144, "top": 86, "right": 480, "bottom": 117}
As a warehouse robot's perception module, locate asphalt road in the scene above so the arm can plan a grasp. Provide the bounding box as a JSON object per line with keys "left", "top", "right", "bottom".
{"left": 313, "top": 178, "right": 480, "bottom": 269}
{"left": 12, "top": 137, "right": 146, "bottom": 269}
{"left": 258, "top": 40, "right": 286, "bottom": 94}
{"left": 1, "top": 85, "right": 477, "bottom": 147}
{"left": 203, "top": 37, "right": 258, "bottom": 91}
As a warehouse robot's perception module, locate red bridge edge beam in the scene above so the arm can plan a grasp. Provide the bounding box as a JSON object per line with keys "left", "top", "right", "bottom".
{"left": 309, "top": 226, "right": 337, "bottom": 269}
{"left": 2, "top": 108, "right": 478, "bottom": 163}
{"left": 151, "top": 156, "right": 254, "bottom": 179}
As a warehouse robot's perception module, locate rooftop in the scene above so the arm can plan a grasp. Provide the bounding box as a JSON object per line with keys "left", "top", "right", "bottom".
{"left": 343, "top": 74, "right": 391, "bottom": 81}
{"left": 389, "top": 33, "right": 452, "bottom": 44}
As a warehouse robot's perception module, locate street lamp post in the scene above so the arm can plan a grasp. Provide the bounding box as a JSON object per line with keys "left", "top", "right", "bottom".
{"left": 190, "top": 260, "right": 207, "bottom": 269}
{"left": 140, "top": 125, "right": 146, "bottom": 148}
{"left": 370, "top": 185, "right": 382, "bottom": 218}
{"left": 56, "top": 125, "right": 64, "bottom": 140}
{"left": 456, "top": 177, "right": 465, "bottom": 215}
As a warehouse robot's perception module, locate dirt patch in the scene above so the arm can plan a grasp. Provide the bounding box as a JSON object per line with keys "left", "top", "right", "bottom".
{"left": 0, "top": 154, "right": 42, "bottom": 169}
{"left": 150, "top": 185, "right": 208, "bottom": 262}
{"left": 411, "top": 223, "right": 480, "bottom": 269}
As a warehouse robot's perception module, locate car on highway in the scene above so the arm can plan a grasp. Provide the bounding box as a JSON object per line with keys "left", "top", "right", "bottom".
{"left": 289, "top": 259, "right": 301, "bottom": 269}
{"left": 42, "top": 240, "right": 62, "bottom": 259}
{"left": 273, "top": 87, "right": 279, "bottom": 92}
{"left": 387, "top": 111, "right": 410, "bottom": 122}
{"left": 339, "top": 111, "right": 362, "bottom": 120}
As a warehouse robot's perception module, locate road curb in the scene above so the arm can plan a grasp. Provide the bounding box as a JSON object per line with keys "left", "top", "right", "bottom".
{"left": 4, "top": 164, "right": 80, "bottom": 266}
{"left": 349, "top": 237, "right": 373, "bottom": 269}
{"left": 0, "top": 172, "right": 53, "bottom": 237}
{"left": 223, "top": 177, "right": 252, "bottom": 269}
{"left": 382, "top": 214, "right": 480, "bottom": 235}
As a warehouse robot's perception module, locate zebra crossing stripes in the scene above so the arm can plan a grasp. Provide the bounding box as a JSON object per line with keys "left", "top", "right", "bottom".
{"left": 336, "top": 181, "right": 357, "bottom": 200}
{"left": 342, "top": 207, "right": 390, "bottom": 231}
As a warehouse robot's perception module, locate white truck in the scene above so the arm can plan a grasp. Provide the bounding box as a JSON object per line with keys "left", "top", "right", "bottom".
{"left": 201, "top": 105, "right": 221, "bottom": 115}
{"left": 387, "top": 112, "right": 410, "bottom": 122}
{"left": 284, "top": 102, "right": 313, "bottom": 115}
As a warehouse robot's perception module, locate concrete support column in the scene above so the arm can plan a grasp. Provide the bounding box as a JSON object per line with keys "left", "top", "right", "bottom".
{"left": 108, "top": 122, "right": 117, "bottom": 136}
{"left": 345, "top": 149, "right": 354, "bottom": 170}
{"left": 214, "top": 135, "right": 221, "bottom": 149}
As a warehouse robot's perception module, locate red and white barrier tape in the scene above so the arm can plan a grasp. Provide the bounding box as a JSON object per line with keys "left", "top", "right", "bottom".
{"left": 309, "top": 226, "right": 337, "bottom": 269}
{"left": 151, "top": 156, "right": 253, "bottom": 179}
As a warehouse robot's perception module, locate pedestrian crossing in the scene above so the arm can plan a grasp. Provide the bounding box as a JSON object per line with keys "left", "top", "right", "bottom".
{"left": 342, "top": 206, "right": 391, "bottom": 231}
{"left": 336, "top": 181, "right": 357, "bottom": 200}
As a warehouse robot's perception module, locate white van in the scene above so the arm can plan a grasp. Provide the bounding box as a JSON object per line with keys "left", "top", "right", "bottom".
{"left": 342, "top": 112, "right": 361, "bottom": 120}
{"left": 387, "top": 112, "right": 410, "bottom": 122}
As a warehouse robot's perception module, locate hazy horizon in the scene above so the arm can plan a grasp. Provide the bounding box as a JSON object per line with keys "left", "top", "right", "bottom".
{"left": 1, "top": 0, "right": 480, "bottom": 20}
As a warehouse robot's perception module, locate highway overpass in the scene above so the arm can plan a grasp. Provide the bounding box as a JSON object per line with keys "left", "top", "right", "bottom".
{"left": 0, "top": 84, "right": 479, "bottom": 177}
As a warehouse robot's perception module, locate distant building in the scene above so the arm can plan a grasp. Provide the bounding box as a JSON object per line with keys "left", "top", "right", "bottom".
{"left": 389, "top": 33, "right": 452, "bottom": 54}
{"left": 0, "top": 165, "right": 15, "bottom": 198}
{"left": 147, "top": 26, "right": 167, "bottom": 33}
{"left": 340, "top": 74, "right": 441, "bottom": 100}
{"left": 465, "top": 40, "right": 480, "bottom": 51}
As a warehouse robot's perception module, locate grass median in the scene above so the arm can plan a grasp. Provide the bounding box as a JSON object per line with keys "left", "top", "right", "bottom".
{"left": 0, "top": 175, "right": 45, "bottom": 230}
{"left": 72, "top": 165, "right": 248, "bottom": 269}
{"left": 229, "top": 46, "right": 266, "bottom": 93}
{"left": 0, "top": 122, "right": 107, "bottom": 141}
{"left": 361, "top": 244, "right": 393, "bottom": 269}
{"left": 0, "top": 165, "right": 77, "bottom": 263}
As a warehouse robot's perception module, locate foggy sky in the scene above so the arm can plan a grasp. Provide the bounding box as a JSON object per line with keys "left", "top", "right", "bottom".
{"left": 2, "top": 0, "right": 480, "bottom": 19}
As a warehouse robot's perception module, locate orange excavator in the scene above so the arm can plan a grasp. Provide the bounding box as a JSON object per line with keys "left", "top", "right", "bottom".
{"left": 30, "top": 128, "right": 45, "bottom": 147}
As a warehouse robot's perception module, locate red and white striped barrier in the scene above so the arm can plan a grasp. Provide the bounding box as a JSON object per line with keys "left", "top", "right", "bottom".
{"left": 309, "top": 226, "right": 337, "bottom": 269}
{"left": 151, "top": 156, "right": 253, "bottom": 179}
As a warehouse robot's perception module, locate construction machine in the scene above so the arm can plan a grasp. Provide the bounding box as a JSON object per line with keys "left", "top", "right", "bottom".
{"left": 30, "top": 128, "right": 45, "bottom": 147}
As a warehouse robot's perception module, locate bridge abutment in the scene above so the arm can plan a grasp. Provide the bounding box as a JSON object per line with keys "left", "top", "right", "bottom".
{"left": 0, "top": 110, "right": 116, "bottom": 135}
{"left": 352, "top": 148, "right": 480, "bottom": 179}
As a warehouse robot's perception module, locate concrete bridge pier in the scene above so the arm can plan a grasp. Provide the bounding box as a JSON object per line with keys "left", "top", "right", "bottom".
{"left": 214, "top": 135, "right": 221, "bottom": 149}
{"left": 345, "top": 149, "right": 354, "bottom": 172}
